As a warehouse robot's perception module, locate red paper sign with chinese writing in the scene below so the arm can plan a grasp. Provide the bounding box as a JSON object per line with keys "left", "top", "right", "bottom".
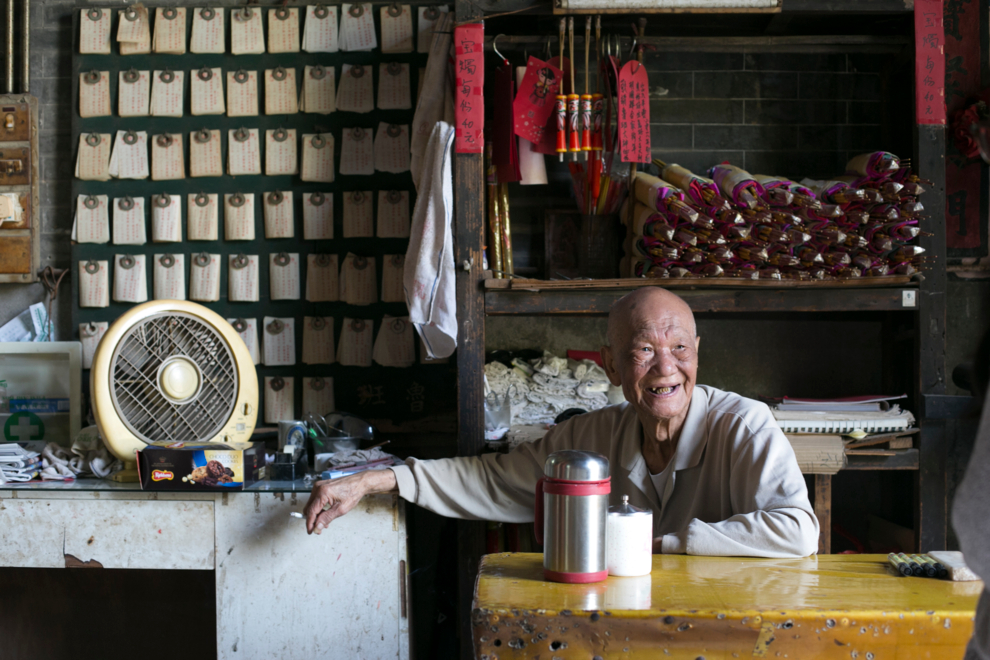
{"left": 513, "top": 56, "right": 563, "bottom": 145}
{"left": 914, "top": 0, "right": 945, "bottom": 126}
{"left": 618, "top": 61, "right": 650, "bottom": 164}
{"left": 454, "top": 23, "right": 484, "bottom": 153}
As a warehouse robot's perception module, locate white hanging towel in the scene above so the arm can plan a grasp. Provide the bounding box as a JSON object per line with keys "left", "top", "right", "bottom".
{"left": 409, "top": 12, "right": 454, "bottom": 191}
{"left": 404, "top": 121, "right": 456, "bottom": 359}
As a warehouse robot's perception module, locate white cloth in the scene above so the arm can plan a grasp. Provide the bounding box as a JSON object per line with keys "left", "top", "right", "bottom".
{"left": 390, "top": 385, "right": 819, "bottom": 558}
{"left": 403, "top": 121, "right": 456, "bottom": 359}
{"left": 410, "top": 12, "right": 454, "bottom": 191}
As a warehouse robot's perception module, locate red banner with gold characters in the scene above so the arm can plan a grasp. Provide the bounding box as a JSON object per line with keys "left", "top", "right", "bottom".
{"left": 454, "top": 23, "right": 485, "bottom": 154}
{"left": 914, "top": 0, "right": 945, "bottom": 125}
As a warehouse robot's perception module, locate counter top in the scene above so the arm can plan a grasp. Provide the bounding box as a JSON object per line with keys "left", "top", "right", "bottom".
{"left": 0, "top": 477, "right": 313, "bottom": 494}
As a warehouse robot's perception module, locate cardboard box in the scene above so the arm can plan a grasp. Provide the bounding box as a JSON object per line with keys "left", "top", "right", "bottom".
{"left": 137, "top": 441, "right": 266, "bottom": 491}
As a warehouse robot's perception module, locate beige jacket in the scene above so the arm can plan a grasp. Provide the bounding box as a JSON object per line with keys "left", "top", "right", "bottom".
{"left": 391, "top": 385, "right": 819, "bottom": 557}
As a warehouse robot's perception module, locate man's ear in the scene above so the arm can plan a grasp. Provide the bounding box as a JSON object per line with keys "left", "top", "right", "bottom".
{"left": 601, "top": 345, "right": 623, "bottom": 386}
{"left": 695, "top": 335, "right": 701, "bottom": 351}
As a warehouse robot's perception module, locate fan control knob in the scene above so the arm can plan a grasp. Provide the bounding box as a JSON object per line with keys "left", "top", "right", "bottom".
{"left": 160, "top": 358, "right": 200, "bottom": 401}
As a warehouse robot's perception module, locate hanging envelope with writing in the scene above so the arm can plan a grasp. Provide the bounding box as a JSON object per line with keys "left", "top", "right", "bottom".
{"left": 73, "top": 194, "right": 109, "bottom": 244}
{"left": 374, "top": 123, "right": 410, "bottom": 173}
{"left": 381, "top": 254, "right": 405, "bottom": 302}
{"left": 339, "top": 127, "right": 373, "bottom": 176}
{"left": 301, "top": 133, "right": 335, "bottom": 182}
{"left": 189, "top": 252, "right": 221, "bottom": 302}
{"left": 75, "top": 133, "right": 111, "bottom": 181}
{"left": 118, "top": 69, "right": 150, "bottom": 117}
{"left": 191, "top": 7, "right": 225, "bottom": 54}
{"left": 228, "top": 127, "right": 262, "bottom": 176}
{"left": 108, "top": 130, "right": 149, "bottom": 180}
{"left": 513, "top": 56, "right": 563, "bottom": 145}
{"left": 417, "top": 5, "right": 449, "bottom": 53}
{"left": 263, "top": 317, "right": 296, "bottom": 366}
{"left": 224, "top": 193, "right": 256, "bottom": 240}
{"left": 150, "top": 194, "right": 182, "bottom": 242}
{"left": 79, "top": 260, "right": 109, "bottom": 308}
{"left": 269, "top": 7, "right": 301, "bottom": 53}
{"left": 336, "top": 64, "right": 374, "bottom": 113}
{"left": 79, "top": 8, "right": 111, "bottom": 55}
{"left": 264, "top": 377, "right": 295, "bottom": 423}
{"left": 117, "top": 7, "right": 151, "bottom": 55}
{"left": 340, "top": 253, "right": 377, "bottom": 305}
{"left": 153, "top": 253, "right": 186, "bottom": 300}
{"left": 381, "top": 5, "right": 413, "bottom": 53}
{"left": 300, "top": 65, "right": 336, "bottom": 114}
{"left": 265, "top": 128, "right": 298, "bottom": 176}
{"left": 80, "top": 321, "right": 108, "bottom": 369}
{"left": 303, "top": 4, "right": 339, "bottom": 52}
{"left": 373, "top": 315, "right": 415, "bottom": 367}
{"left": 227, "top": 318, "right": 260, "bottom": 365}
{"left": 306, "top": 254, "right": 338, "bottom": 302}
{"left": 150, "top": 69, "right": 184, "bottom": 117}
{"left": 113, "top": 196, "right": 146, "bottom": 245}
{"left": 302, "top": 316, "right": 335, "bottom": 364}
{"left": 303, "top": 192, "right": 334, "bottom": 240}
{"left": 378, "top": 62, "right": 411, "bottom": 110}
{"left": 227, "top": 70, "right": 259, "bottom": 117}
{"left": 377, "top": 190, "right": 410, "bottom": 237}
{"left": 270, "top": 252, "right": 301, "bottom": 301}
{"left": 339, "top": 3, "right": 377, "bottom": 51}
{"left": 228, "top": 254, "right": 260, "bottom": 302}
{"left": 113, "top": 254, "right": 148, "bottom": 304}
{"left": 189, "top": 129, "right": 223, "bottom": 178}
{"left": 265, "top": 67, "right": 299, "bottom": 115}
{"left": 231, "top": 7, "right": 265, "bottom": 55}
{"left": 79, "top": 70, "right": 111, "bottom": 117}
{"left": 187, "top": 193, "right": 218, "bottom": 240}
{"left": 263, "top": 191, "right": 295, "bottom": 239}
{"left": 151, "top": 133, "right": 185, "bottom": 180}
{"left": 343, "top": 190, "right": 373, "bottom": 238}
{"left": 153, "top": 7, "right": 187, "bottom": 54}
{"left": 191, "top": 67, "right": 225, "bottom": 115}
{"left": 337, "top": 318, "right": 373, "bottom": 367}
{"left": 302, "top": 377, "right": 335, "bottom": 417}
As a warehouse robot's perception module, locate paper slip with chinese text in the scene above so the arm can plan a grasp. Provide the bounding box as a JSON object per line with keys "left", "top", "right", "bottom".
{"left": 75, "top": 133, "right": 111, "bottom": 181}
{"left": 339, "top": 4, "right": 377, "bottom": 51}
{"left": 191, "top": 8, "right": 225, "bottom": 54}
{"left": 264, "top": 377, "right": 295, "bottom": 423}
{"left": 108, "top": 130, "right": 149, "bottom": 179}
{"left": 189, "top": 130, "right": 223, "bottom": 177}
{"left": 231, "top": 7, "right": 265, "bottom": 54}
{"left": 74, "top": 195, "right": 109, "bottom": 244}
{"left": 417, "top": 5, "right": 449, "bottom": 53}
{"left": 377, "top": 190, "right": 410, "bottom": 237}
{"left": 303, "top": 317, "right": 335, "bottom": 364}
{"left": 303, "top": 377, "right": 335, "bottom": 417}
{"left": 269, "top": 8, "right": 301, "bottom": 53}
{"left": 336, "top": 64, "right": 374, "bottom": 113}
{"left": 373, "top": 316, "right": 415, "bottom": 367}
{"left": 187, "top": 194, "right": 218, "bottom": 240}
{"left": 151, "top": 134, "right": 185, "bottom": 180}
{"left": 303, "top": 192, "right": 333, "bottom": 239}
{"left": 301, "top": 133, "right": 335, "bottom": 182}
{"left": 227, "top": 318, "right": 261, "bottom": 365}
{"left": 339, "top": 127, "right": 373, "bottom": 175}
{"left": 378, "top": 63, "right": 411, "bottom": 110}
{"left": 340, "top": 253, "right": 377, "bottom": 305}
{"left": 150, "top": 194, "right": 182, "bottom": 242}
{"left": 79, "top": 71, "right": 111, "bottom": 117}
{"left": 381, "top": 5, "right": 413, "bottom": 53}
{"left": 224, "top": 194, "right": 256, "bottom": 240}
{"left": 79, "top": 260, "right": 109, "bottom": 308}
{"left": 151, "top": 70, "right": 184, "bottom": 117}
{"left": 113, "top": 197, "right": 146, "bottom": 245}
{"left": 79, "top": 9, "right": 111, "bottom": 55}
{"left": 117, "top": 7, "right": 151, "bottom": 55}
{"left": 337, "top": 318, "right": 373, "bottom": 366}
{"left": 303, "top": 5, "right": 339, "bottom": 52}
{"left": 306, "top": 254, "right": 339, "bottom": 302}
{"left": 343, "top": 191, "right": 373, "bottom": 237}
{"left": 228, "top": 128, "right": 262, "bottom": 175}
{"left": 153, "top": 253, "right": 186, "bottom": 300}
{"left": 228, "top": 254, "right": 260, "bottom": 302}
{"left": 191, "top": 67, "right": 225, "bottom": 115}
{"left": 265, "top": 67, "right": 299, "bottom": 115}
{"left": 227, "top": 70, "right": 259, "bottom": 117}
{"left": 263, "top": 318, "right": 296, "bottom": 366}
{"left": 153, "top": 7, "right": 187, "bottom": 54}
{"left": 381, "top": 254, "right": 405, "bottom": 302}
{"left": 264, "top": 192, "right": 295, "bottom": 238}
{"left": 113, "top": 254, "right": 148, "bottom": 303}
{"left": 118, "top": 70, "right": 150, "bottom": 116}
{"left": 270, "top": 252, "right": 301, "bottom": 300}
{"left": 265, "top": 129, "right": 299, "bottom": 176}
{"left": 300, "top": 65, "right": 336, "bottom": 114}
{"left": 374, "top": 123, "right": 410, "bottom": 173}
{"left": 189, "top": 253, "right": 221, "bottom": 302}
{"left": 80, "top": 322, "right": 108, "bottom": 369}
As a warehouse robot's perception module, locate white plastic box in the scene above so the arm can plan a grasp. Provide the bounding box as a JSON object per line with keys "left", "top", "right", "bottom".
{"left": 0, "top": 342, "right": 82, "bottom": 445}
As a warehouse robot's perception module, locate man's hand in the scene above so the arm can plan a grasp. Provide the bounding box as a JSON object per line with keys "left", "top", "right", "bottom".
{"left": 304, "top": 468, "right": 398, "bottom": 535}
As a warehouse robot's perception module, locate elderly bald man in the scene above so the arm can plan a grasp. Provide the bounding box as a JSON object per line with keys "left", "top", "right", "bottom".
{"left": 304, "top": 287, "right": 819, "bottom": 557}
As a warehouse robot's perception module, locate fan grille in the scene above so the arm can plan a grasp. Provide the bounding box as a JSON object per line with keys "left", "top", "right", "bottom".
{"left": 110, "top": 312, "right": 239, "bottom": 442}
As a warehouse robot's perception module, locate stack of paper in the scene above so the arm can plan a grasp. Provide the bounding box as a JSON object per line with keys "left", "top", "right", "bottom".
{"left": 0, "top": 443, "right": 41, "bottom": 483}
{"left": 770, "top": 395, "right": 915, "bottom": 434}
{"left": 783, "top": 434, "right": 845, "bottom": 475}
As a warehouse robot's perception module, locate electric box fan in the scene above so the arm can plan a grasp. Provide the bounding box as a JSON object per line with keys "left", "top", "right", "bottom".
{"left": 91, "top": 300, "right": 258, "bottom": 481}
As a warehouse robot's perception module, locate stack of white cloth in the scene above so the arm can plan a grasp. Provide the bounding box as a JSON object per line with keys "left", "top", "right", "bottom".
{"left": 36, "top": 426, "right": 122, "bottom": 481}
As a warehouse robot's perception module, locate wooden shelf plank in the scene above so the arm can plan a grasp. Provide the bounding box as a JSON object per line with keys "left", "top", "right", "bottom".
{"left": 485, "top": 275, "right": 914, "bottom": 291}
{"left": 844, "top": 449, "right": 919, "bottom": 471}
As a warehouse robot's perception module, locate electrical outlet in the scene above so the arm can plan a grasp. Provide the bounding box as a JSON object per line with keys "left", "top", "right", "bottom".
{"left": 902, "top": 290, "right": 917, "bottom": 307}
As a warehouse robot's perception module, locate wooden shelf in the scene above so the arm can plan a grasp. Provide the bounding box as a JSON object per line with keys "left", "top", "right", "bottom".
{"left": 845, "top": 448, "right": 919, "bottom": 471}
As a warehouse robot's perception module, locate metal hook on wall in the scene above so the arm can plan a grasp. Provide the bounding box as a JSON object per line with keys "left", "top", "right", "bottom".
{"left": 492, "top": 34, "right": 509, "bottom": 67}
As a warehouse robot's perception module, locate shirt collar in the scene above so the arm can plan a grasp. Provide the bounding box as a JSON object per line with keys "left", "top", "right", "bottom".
{"left": 620, "top": 385, "right": 710, "bottom": 477}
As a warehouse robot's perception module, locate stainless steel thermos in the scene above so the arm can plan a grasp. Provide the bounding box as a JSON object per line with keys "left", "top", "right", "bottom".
{"left": 534, "top": 450, "right": 611, "bottom": 583}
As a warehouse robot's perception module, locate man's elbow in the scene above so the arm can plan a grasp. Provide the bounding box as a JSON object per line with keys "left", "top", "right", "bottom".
{"left": 792, "top": 509, "right": 820, "bottom": 557}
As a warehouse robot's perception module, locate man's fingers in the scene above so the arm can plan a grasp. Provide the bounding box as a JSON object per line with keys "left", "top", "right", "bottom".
{"left": 304, "top": 487, "right": 333, "bottom": 533}
{"left": 313, "top": 506, "right": 338, "bottom": 533}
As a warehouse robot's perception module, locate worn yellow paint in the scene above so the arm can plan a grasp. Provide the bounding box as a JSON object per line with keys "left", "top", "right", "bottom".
{"left": 472, "top": 553, "right": 983, "bottom": 659}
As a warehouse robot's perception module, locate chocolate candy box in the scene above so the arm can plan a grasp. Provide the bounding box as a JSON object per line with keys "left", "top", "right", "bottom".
{"left": 137, "top": 441, "right": 266, "bottom": 491}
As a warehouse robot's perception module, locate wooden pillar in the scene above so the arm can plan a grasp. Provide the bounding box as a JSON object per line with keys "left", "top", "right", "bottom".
{"left": 813, "top": 474, "right": 832, "bottom": 555}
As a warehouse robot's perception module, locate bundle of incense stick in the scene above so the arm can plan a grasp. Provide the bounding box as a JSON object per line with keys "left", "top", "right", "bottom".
{"left": 485, "top": 142, "right": 514, "bottom": 277}
{"left": 625, "top": 151, "right": 930, "bottom": 280}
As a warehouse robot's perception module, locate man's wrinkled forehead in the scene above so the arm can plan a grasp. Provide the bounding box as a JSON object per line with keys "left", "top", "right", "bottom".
{"left": 608, "top": 289, "right": 698, "bottom": 346}
{"left": 625, "top": 310, "right": 696, "bottom": 345}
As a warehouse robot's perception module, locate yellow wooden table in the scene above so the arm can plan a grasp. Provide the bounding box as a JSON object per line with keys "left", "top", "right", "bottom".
{"left": 472, "top": 553, "right": 982, "bottom": 660}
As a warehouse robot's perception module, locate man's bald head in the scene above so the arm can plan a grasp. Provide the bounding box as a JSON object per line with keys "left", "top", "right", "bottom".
{"left": 605, "top": 287, "right": 696, "bottom": 348}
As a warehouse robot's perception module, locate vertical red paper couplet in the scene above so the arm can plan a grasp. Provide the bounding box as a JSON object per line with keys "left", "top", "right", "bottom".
{"left": 513, "top": 56, "right": 564, "bottom": 145}
{"left": 618, "top": 61, "right": 650, "bottom": 164}
{"left": 913, "top": 0, "right": 945, "bottom": 126}
{"left": 454, "top": 23, "right": 485, "bottom": 154}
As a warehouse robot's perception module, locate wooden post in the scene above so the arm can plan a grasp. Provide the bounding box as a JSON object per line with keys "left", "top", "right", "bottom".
{"left": 813, "top": 474, "right": 832, "bottom": 555}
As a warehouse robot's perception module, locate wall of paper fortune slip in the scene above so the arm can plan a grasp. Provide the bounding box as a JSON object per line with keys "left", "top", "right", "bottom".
{"left": 70, "top": 3, "right": 456, "bottom": 426}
